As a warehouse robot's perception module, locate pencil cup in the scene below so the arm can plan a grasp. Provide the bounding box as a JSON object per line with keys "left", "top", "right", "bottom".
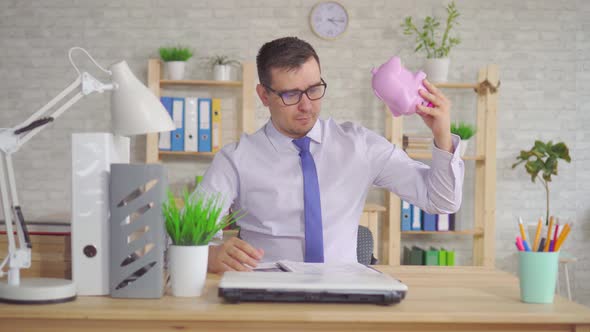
{"left": 518, "top": 251, "right": 559, "bottom": 303}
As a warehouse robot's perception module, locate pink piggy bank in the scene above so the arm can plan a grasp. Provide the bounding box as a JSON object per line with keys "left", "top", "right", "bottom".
{"left": 371, "top": 56, "right": 430, "bottom": 117}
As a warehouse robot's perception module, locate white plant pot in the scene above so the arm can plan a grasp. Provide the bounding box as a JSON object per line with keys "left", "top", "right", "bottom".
{"left": 423, "top": 58, "right": 450, "bottom": 83}
{"left": 168, "top": 245, "right": 208, "bottom": 297}
{"left": 165, "top": 61, "right": 186, "bottom": 80}
{"left": 213, "top": 64, "right": 233, "bottom": 81}
{"left": 459, "top": 139, "right": 469, "bottom": 157}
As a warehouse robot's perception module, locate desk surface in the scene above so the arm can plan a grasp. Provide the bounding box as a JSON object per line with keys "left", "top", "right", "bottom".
{"left": 1, "top": 266, "right": 589, "bottom": 332}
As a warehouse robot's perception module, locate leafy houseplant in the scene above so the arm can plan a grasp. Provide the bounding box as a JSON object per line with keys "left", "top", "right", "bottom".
{"left": 512, "top": 140, "right": 571, "bottom": 225}
{"left": 163, "top": 189, "right": 240, "bottom": 246}
{"left": 158, "top": 46, "right": 194, "bottom": 80}
{"left": 401, "top": 2, "right": 461, "bottom": 82}
{"left": 207, "top": 55, "right": 241, "bottom": 81}
{"left": 451, "top": 122, "right": 476, "bottom": 140}
{"left": 451, "top": 121, "right": 476, "bottom": 156}
{"left": 159, "top": 46, "right": 194, "bottom": 62}
{"left": 162, "top": 189, "right": 243, "bottom": 296}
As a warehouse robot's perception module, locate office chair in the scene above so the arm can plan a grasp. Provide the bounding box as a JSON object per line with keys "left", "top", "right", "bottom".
{"left": 357, "top": 225, "right": 378, "bottom": 265}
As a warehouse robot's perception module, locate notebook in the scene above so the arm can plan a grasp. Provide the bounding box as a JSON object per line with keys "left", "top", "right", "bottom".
{"left": 218, "top": 261, "right": 408, "bottom": 305}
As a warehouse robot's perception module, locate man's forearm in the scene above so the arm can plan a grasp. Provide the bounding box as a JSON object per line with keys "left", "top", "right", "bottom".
{"left": 434, "top": 132, "right": 453, "bottom": 153}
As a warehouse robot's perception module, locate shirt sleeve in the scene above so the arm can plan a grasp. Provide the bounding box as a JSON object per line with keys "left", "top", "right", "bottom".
{"left": 368, "top": 130, "right": 464, "bottom": 214}
{"left": 192, "top": 145, "right": 240, "bottom": 243}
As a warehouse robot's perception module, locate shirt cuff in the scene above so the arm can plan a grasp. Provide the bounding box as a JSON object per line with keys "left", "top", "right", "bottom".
{"left": 432, "top": 134, "right": 462, "bottom": 168}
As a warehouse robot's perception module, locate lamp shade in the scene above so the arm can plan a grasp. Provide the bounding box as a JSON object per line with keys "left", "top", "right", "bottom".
{"left": 109, "top": 61, "right": 175, "bottom": 136}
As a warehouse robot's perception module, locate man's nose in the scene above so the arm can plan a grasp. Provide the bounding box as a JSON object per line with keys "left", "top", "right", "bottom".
{"left": 298, "top": 93, "right": 312, "bottom": 111}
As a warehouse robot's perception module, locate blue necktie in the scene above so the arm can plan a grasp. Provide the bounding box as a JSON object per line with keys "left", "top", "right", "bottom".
{"left": 293, "top": 136, "right": 324, "bottom": 263}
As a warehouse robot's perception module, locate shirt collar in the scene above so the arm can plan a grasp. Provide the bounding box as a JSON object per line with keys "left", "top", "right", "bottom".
{"left": 265, "top": 118, "right": 323, "bottom": 152}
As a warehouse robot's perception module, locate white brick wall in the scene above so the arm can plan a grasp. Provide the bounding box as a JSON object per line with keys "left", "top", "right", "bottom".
{"left": 0, "top": 0, "right": 588, "bottom": 305}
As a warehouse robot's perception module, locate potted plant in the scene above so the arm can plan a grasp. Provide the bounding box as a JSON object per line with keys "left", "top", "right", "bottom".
{"left": 159, "top": 45, "right": 193, "bottom": 80}
{"left": 208, "top": 55, "right": 241, "bottom": 81}
{"left": 401, "top": 2, "right": 461, "bottom": 82}
{"left": 512, "top": 140, "right": 571, "bottom": 225}
{"left": 450, "top": 121, "right": 476, "bottom": 156}
{"left": 162, "top": 189, "right": 243, "bottom": 297}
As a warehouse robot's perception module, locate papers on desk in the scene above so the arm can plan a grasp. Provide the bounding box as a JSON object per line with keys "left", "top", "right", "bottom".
{"left": 253, "top": 260, "right": 380, "bottom": 275}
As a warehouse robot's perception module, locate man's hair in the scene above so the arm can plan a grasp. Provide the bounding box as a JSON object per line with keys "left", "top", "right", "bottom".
{"left": 256, "top": 37, "right": 320, "bottom": 87}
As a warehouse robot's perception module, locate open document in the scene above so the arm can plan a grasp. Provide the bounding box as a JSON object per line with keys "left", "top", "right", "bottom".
{"left": 253, "top": 260, "right": 379, "bottom": 274}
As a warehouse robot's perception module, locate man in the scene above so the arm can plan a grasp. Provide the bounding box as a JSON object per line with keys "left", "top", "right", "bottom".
{"left": 199, "top": 37, "right": 464, "bottom": 273}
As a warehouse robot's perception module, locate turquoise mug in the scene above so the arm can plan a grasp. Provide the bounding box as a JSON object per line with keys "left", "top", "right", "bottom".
{"left": 518, "top": 251, "right": 559, "bottom": 303}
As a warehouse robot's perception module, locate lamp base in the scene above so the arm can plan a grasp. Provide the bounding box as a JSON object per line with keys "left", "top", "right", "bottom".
{"left": 0, "top": 278, "right": 76, "bottom": 304}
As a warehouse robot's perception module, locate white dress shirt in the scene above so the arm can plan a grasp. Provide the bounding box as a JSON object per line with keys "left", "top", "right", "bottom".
{"left": 199, "top": 118, "right": 464, "bottom": 263}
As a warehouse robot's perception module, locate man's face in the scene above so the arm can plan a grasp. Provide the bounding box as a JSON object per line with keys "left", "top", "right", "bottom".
{"left": 256, "top": 58, "right": 322, "bottom": 139}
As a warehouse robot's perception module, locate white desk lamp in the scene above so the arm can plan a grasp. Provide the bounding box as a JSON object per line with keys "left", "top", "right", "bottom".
{"left": 0, "top": 47, "right": 174, "bottom": 303}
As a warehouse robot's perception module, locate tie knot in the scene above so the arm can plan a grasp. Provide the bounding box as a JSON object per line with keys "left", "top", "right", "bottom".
{"left": 293, "top": 136, "right": 311, "bottom": 152}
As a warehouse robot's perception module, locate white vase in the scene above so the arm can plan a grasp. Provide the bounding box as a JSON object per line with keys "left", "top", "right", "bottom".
{"left": 459, "top": 139, "right": 469, "bottom": 157}
{"left": 165, "top": 61, "right": 186, "bottom": 80}
{"left": 423, "top": 58, "right": 450, "bottom": 83}
{"left": 213, "top": 64, "right": 233, "bottom": 81}
{"left": 168, "top": 245, "right": 208, "bottom": 297}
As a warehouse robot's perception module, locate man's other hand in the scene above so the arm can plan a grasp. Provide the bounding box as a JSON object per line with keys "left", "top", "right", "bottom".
{"left": 208, "top": 237, "right": 264, "bottom": 273}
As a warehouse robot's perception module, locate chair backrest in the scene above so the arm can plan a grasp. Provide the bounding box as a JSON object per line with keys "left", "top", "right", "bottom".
{"left": 357, "top": 225, "right": 378, "bottom": 265}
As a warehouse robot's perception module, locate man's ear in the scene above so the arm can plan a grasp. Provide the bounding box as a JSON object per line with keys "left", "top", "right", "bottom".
{"left": 256, "top": 84, "right": 270, "bottom": 107}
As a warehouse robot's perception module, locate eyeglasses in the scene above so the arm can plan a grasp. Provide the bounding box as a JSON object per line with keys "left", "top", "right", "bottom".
{"left": 263, "top": 78, "right": 327, "bottom": 106}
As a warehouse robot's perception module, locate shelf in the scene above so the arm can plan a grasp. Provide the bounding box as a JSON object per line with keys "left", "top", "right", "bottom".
{"left": 146, "top": 59, "right": 256, "bottom": 164}
{"left": 402, "top": 229, "right": 484, "bottom": 236}
{"left": 160, "top": 79, "right": 242, "bottom": 87}
{"left": 159, "top": 151, "right": 215, "bottom": 157}
{"left": 434, "top": 82, "right": 478, "bottom": 89}
{"left": 406, "top": 152, "right": 485, "bottom": 161}
{"left": 384, "top": 64, "right": 499, "bottom": 268}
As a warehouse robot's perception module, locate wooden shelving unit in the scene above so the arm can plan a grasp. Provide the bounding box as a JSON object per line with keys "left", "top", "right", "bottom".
{"left": 144, "top": 59, "right": 256, "bottom": 163}
{"left": 406, "top": 152, "right": 485, "bottom": 161}
{"left": 159, "top": 79, "right": 243, "bottom": 87}
{"left": 401, "top": 229, "right": 484, "bottom": 236}
{"left": 381, "top": 65, "right": 500, "bottom": 267}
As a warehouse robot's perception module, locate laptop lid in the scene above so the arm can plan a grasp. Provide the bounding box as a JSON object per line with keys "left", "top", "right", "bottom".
{"left": 218, "top": 271, "right": 408, "bottom": 305}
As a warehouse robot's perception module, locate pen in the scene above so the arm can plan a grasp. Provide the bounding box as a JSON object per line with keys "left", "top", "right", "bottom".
{"left": 518, "top": 217, "right": 527, "bottom": 241}
{"left": 537, "top": 238, "right": 546, "bottom": 252}
{"left": 522, "top": 240, "right": 531, "bottom": 252}
{"left": 544, "top": 216, "right": 554, "bottom": 252}
{"left": 532, "top": 217, "right": 542, "bottom": 253}
{"left": 517, "top": 217, "right": 531, "bottom": 251}
{"left": 551, "top": 221, "right": 560, "bottom": 252}
{"left": 554, "top": 223, "right": 572, "bottom": 252}
{"left": 515, "top": 236, "right": 525, "bottom": 251}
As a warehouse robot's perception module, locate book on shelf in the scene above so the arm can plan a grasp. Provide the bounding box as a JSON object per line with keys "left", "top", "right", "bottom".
{"left": 212, "top": 98, "right": 222, "bottom": 153}
{"left": 403, "top": 246, "right": 455, "bottom": 266}
{"left": 402, "top": 134, "right": 433, "bottom": 150}
{"left": 184, "top": 97, "right": 199, "bottom": 152}
{"left": 403, "top": 133, "right": 432, "bottom": 141}
{"left": 170, "top": 97, "right": 185, "bottom": 151}
{"left": 157, "top": 96, "right": 220, "bottom": 153}
{"left": 400, "top": 203, "right": 456, "bottom": 232}
{"left": 198, "top": 98, "right": 212, "bottom": 152}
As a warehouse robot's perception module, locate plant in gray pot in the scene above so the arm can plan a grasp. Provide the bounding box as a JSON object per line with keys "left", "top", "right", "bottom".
{"left": 162, "top": 189, "right": 242, "bottom": 297}
{"left": 208, "top": 55, "right": 241, "bottom": 81}
{"left": 401, "top": 2, "right": 461, "bottom": 83}
{"left": 159, "top": 46, "right": 193, "bottom": 80}
{"left": 451, "top": 121, "right": 476, "bottom": 157}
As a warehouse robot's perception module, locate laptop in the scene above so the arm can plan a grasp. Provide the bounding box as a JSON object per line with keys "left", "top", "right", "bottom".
{"left": 218, "top": 266, "right": 408, "bottom": 305}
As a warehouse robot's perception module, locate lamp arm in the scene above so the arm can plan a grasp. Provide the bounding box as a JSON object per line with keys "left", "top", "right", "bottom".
{"left": 0, "top": 71, "right": 114, "bottom": 285}
{"left": 2, "top": 73, "right": 115, "bottom": 155}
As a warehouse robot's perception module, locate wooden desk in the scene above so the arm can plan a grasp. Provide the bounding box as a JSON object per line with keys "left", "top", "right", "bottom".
{"left": 1, "top": 266, "right": 589, "bottom": 332}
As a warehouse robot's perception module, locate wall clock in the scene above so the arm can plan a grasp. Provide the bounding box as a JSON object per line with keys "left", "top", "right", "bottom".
{"left": 309, "top": 1, "right": 349, "bottom": 40}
